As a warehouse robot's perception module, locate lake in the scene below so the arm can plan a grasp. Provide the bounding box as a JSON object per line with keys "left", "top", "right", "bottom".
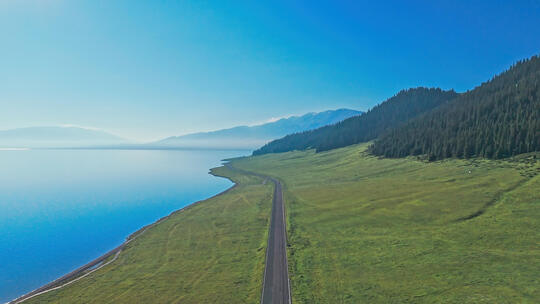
{"left": 0, "top": 149, "right": 247, "bottom": 303}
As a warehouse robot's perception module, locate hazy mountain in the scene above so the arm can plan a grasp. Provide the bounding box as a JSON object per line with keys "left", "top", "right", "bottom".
{"left": 253, "top": 88, "right": 457, "bottom": 155}
{"left": 0, "top": 126, "right": 127, "bottom": 148}
{"left": 154, "top": 109, "right": 363, "bottom": 149}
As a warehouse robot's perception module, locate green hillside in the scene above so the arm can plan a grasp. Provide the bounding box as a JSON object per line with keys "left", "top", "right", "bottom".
{"left": 254, "top": 55, "right": 539, "bottom": 161}
{"left": 234, "top": 144, "right": 540, "bottom": 303}
{"left": 253, "top": 88, "right": 457, "bottom": 155}
{"left": 371, "top": 55, "right": 540, "bottom": 160}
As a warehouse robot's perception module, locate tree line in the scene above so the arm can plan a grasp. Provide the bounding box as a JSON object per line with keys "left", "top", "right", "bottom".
{"left": 253, "top": 87, "right": 457, "bottom": 155}
{"left": 254, "top": 55, "right": 539, "bottom": 161}
{"left": 370, "top": 55, "right": 540, "bottom": 160}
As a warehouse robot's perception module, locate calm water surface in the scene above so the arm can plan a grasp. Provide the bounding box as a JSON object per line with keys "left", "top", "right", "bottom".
{"left": 0, "top": 149, "right": 247, "bottom": 302}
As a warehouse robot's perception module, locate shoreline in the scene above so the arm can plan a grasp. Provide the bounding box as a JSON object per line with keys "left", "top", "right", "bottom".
{"left": 8, "top": 167, "right": 238, "bottom": 304}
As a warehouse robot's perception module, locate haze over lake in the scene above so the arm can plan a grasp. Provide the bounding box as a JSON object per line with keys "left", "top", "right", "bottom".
{"left": 0, "top": 149, "right": 246, "bottom": 302}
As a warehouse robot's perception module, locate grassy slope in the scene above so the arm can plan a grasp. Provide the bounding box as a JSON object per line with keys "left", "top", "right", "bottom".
{"left": 232, "top": 144, "right": 540, "bottom": 303}
{"left": 26, "top": 166, "right": 272, "bottom": 304}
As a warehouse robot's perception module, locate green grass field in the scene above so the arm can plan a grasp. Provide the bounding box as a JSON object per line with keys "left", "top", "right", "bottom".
{"left": 232, "top": 144, "right": 540, "bottom": 303}
{"left": 27, "top": 144, "right": 539, "bottom": 303}
{"left": 26, "top": 166, "right": 272, "bottom": 304}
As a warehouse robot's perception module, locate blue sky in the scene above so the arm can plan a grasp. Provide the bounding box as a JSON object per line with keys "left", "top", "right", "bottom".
{"left": 1, "top": 0, "right": 539, "bottom": 141}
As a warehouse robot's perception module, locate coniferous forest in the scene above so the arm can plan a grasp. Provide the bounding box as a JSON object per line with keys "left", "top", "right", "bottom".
{"left": 253, "top": 88, "right": 457, "bottom": 155}
{"left": 370, "top": 55, "right": 540, "bottom": 160}
{"left": 255, "top": 55, "right": 540, "bottom": 161}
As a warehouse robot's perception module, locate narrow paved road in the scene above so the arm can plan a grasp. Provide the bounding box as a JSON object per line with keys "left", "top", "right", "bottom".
{"left": 261, "top": 178, "right": 291, "bottom": 304}
{"left": 223, "top": 163, "right": 291, "bottom": 303}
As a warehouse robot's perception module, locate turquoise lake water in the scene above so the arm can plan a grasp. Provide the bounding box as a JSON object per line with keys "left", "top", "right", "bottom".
{"left": 0, "top": 149, "right": 247, "bottom": 302}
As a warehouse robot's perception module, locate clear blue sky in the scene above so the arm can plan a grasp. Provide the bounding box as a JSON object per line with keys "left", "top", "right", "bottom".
{"left": 1, "top": 0, "right": 539, "bottom": 141}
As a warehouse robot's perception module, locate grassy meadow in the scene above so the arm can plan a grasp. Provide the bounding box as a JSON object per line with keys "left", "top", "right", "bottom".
{"left": 26, "top": 166, "right": 272, "bottom": 304}
{"left": 25, "top": 143, "right": 539, "bottom": 303}
{"left": 232, "top": 144, "right": 540, "bottom": 303}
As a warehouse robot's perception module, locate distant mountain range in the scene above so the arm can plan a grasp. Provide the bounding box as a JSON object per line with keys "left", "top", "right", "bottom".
{"left": 0, "top": 126, "right": 127, "bottom": 148}
{"left": 153, "top": 108, "right": 363, "bottom": 149}
{"left": 0, "top": 109, "right": 362, "bottom": 149}
{"left": 254, "top": 88, "right": 457, "bottom": 155}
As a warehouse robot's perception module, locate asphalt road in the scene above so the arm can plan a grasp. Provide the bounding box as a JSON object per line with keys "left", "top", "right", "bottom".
{"left": 261, "top": 178, "right": 292, "bottom": 304}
